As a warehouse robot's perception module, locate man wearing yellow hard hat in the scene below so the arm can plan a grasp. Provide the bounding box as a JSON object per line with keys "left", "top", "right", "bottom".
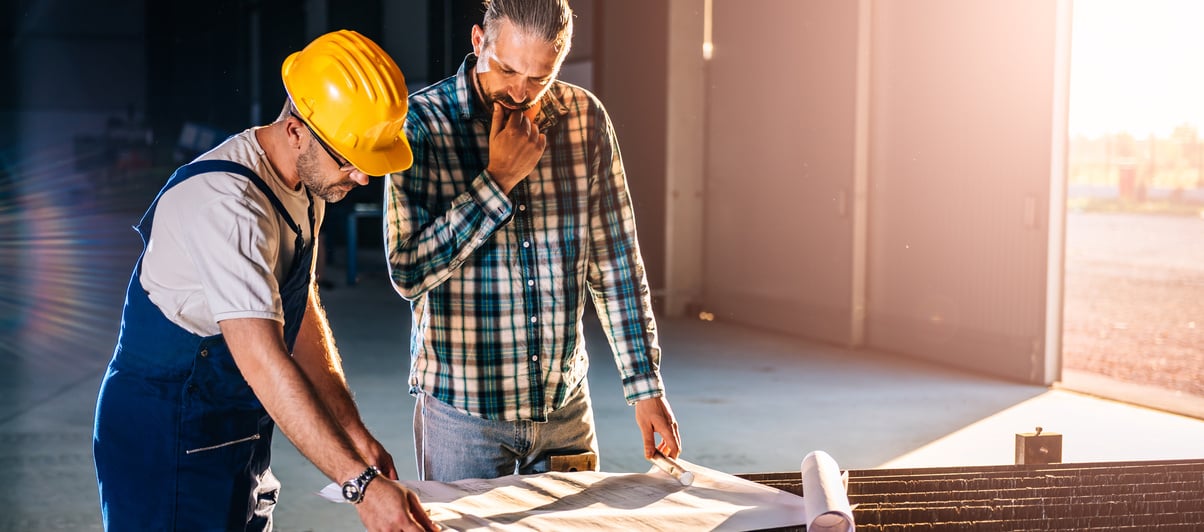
{"left": 93, "top": 30, "right": 436, "bottom": 531}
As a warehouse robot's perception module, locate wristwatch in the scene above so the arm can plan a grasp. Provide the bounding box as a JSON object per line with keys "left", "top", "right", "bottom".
{"left": 341, "top": 465, "right": 381, "bottom": 504}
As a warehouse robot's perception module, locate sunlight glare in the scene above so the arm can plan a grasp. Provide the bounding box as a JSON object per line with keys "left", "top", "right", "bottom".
{"left": 1070, "top": 0, "right": 1204, "bottom": 137}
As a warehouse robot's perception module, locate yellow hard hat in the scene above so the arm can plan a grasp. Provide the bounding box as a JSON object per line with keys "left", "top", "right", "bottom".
{"left": 281, "top": 30, "right": 412, "bottom": 175}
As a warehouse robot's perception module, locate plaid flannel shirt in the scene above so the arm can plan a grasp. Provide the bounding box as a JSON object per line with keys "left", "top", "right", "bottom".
{"left": 385, "top": 55, "right": 664, "bottom": 422}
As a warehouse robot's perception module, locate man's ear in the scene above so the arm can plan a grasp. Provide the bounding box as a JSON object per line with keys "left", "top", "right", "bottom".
{"left": 471, "top": 24, "right": 485, "bottom": 56}
{"left": 285, "top": 116, "right": 307, "bottom": 149}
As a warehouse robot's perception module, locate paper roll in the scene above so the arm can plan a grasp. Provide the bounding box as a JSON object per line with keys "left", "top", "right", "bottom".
{"left": 801, "top": 450, "right": 855, "bottom": 532}
{"left": 649, "top": 450, "right": 694, "bottom": 486}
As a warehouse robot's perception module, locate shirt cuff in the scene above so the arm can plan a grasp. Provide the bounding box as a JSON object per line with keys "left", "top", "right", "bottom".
{"left": 473, "top": 171, "right": 513, "bottom": 223}
{"left": 622, "top": 372, "right": 665, "bottom": 405}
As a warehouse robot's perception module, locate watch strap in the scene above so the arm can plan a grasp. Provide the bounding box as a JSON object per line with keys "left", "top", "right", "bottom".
{"left": 342, "top": 465, "right": 381, "bottom": 504}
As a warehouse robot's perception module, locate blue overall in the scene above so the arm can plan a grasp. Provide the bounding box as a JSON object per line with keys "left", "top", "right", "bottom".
{"left": 94, "top": 160, "right": 314, "bottom": 531}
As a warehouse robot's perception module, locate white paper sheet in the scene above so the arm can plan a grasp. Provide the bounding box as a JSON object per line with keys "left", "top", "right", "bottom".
{"left": 318, "top": 452, "right": 855, "bottom": 532}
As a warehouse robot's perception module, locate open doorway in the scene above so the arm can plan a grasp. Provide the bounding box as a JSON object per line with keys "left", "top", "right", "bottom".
{"left": 1061, "top": 0, "right": 1204, "bottom": 418}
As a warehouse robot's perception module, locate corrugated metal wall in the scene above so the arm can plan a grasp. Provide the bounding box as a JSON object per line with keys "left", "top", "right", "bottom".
{"left": 703, "top": 0, "right": 860, "bottom": 346}
{"left": 702, "top": 0, "right": 1066, "bottom": 382}
{"left": 865, "top": 0, "right": 1059, "bottom": 382}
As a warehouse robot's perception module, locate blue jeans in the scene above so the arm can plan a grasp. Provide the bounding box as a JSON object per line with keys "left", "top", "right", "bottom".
{"left": 413, "top": 380, "right": 600, "bottom": 481}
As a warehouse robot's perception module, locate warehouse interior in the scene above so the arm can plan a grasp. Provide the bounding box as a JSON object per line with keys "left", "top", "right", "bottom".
{"left": 2, "top": 0, "right": 1202, "bottom": 529}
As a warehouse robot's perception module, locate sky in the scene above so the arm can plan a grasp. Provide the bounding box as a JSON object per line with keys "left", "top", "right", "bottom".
{"left": 1069, "top": 0, "right": 1204, "bottom": 137}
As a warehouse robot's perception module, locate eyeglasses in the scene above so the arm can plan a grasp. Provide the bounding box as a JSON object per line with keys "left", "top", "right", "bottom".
{"left": 290, "top": 112, "right": 356, "bottom": 173}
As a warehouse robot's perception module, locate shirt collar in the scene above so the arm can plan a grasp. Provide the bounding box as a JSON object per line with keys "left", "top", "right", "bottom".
{"left": 455, "top": 53, "right": 569, "bottom": 132}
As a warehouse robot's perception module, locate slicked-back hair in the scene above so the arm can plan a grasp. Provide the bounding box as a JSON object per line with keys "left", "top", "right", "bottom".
{"left": 276, "top": 100, "right": 293, "bottom": 123}
{"left": 481, "top": 0, "right": 574, "bottom": 54}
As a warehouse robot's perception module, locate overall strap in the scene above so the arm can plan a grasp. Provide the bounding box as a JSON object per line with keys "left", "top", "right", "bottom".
{"left": 134, "top": 159, "right": 312, "bottom": 263}
{"left": 202, "top": 160, "right": 315, "bottom": 251}
{"left": 137, "top": 161, "right": 244, "bottom": 235}
{"left": 138, "top": 160, "right": 304, "bottom": 238}
{"left": 230, "top": 162, "right": 311, "bottom": 242}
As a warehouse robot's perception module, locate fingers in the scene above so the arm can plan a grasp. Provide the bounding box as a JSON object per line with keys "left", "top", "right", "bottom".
{"left": 660, "top": 410, "right": 682, "bottom": 459}
{"left": 507, "top": 105, "right": 525, "bottom": 132}
{"left": 494, "top": 104, "right": 536, "bottom": 138}
{"left": 660, "top": 423, "right": 682, "bottom": 459}
{"left": 671, "top": 422, "right": 682, "bottom": 457}
{"left": 642, "top": 427, "right": 657, "bottom": 459}
{"left": 648, "top": 421, "right": 681, "bottom": 459}
{"left": 509, "top": 108, "right": 539, "bottom": 144}
{"left": 406, "top": 490, "right": 440, "bottom": 531}
{"left": 491, "top": 103, "right": 538, "bottom": 145}
{"left": 489, "top": 102, "right": 505, "bottom": 139}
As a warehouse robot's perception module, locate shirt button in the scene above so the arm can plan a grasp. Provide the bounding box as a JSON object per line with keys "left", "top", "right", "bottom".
{"left": 527, "top": 279, "right": 535, "bottom": 286}
{"left": 519, "top": 204, "right": 527, "bottom": 211}
{"left": 530, "top": 316, "right": 538, "bottom": 323}
{"left": 522, "top": 241, "right": 531, "bottom": 248}
{"left": 532, "top": 355, "right": 539, "bottom": 362}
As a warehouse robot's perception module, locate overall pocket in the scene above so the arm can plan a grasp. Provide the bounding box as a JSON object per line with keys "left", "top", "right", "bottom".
{"left": 185, "top": 433, "right": 261, "bottom": 455}
{"left": 180, "top": 344, "right": 268, "bottom": 457}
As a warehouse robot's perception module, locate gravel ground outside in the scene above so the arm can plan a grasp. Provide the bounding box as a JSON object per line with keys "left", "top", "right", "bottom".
{"left": 1062, "top": 210, "right": 1204, "bottom": 399}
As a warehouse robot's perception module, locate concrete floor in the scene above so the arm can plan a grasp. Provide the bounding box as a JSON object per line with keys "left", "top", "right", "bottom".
{"left": 2, "top": 264, "right": 1203, "bottom": 531}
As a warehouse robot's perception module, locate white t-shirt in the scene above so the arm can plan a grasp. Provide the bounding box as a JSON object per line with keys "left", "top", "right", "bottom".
{"left": 140, "top": 128, "right": 326, "bottom": 337}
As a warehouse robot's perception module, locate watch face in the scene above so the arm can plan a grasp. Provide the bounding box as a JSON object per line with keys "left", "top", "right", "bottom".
{"left": 342, "top": 483, "right": 360, "bottom": 502}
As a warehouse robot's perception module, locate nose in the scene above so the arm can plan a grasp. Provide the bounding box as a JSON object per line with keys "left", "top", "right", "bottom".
{"left": 349, "top": 170, "right": 371, "bottom": 185}
{"left": 507, "top": 83, "right": 527, "bottom": 105}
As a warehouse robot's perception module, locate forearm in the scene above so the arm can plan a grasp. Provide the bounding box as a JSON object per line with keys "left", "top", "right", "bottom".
{"left": 384, "top": 171, "right": 513, "bottom": 298}
{"left": 220, "top": 317, "right": 368, "bottom": 483}
{"left": 292, "top": 289, "right": 371, "bottom": 441}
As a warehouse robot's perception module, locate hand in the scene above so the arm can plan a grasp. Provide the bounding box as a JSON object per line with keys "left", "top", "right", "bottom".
{"left": 355, "top": 479, "right": 440, "bottom": 532}
{"left": 485, "top": 102, "right": 546, "bottom": 193}
{"left": 356, "top": 436, "right": 400, "bottom": 480}
{"left": 634, "top": 396, "right": 681, "bottom": 459}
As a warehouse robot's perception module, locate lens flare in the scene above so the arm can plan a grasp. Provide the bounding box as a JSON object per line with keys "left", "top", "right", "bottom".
{"left": 1, "top": 140, "right": 146, "bottom": 420}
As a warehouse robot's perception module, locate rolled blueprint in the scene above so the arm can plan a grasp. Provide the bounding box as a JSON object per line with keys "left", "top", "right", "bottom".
{"left": 649, "top": 449, "right": 695, "bottom": 486}
{"left": 801, "top": 450, "right": 855, "bottom": 532}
